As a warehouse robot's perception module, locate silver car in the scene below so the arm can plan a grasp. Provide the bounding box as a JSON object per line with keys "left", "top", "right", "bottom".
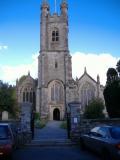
{"left": 80, "top": 125, "right": 120, "bottom": 160}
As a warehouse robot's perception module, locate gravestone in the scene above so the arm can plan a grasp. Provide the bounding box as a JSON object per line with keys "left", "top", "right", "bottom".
{"left": 2, "top": 111, "right": 8, "bottom": 120}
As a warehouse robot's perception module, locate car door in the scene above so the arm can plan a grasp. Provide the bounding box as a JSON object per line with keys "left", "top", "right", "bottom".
{"left": 83, "top": 127, "right": 100, "bottom": 151}
{"left": 92, "top": 127, "right": 110, "bottom": 153}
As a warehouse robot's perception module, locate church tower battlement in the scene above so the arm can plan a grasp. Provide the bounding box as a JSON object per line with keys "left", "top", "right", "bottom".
{"left": 40, "top": 0, "right": 69, "bottom": 52}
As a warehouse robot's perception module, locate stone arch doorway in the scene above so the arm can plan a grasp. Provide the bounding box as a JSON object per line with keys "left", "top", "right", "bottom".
{"left": 53, "top": 108, "right": 60, "bottom": 120}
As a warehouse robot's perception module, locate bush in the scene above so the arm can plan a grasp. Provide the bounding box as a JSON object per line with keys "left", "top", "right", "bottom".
{"left": 60, "top": 121, "right": 67, "bottom": 129}
{"left": 35, "top": 120, "right": 46, "bottom": 128}
{"left": 84, "top": 98, "right": 105, "bottom": 119}
{"left": 34, "top": 112, "right": 40, "bottom": 120}
{"left": 34, "top": 113, "right": 46, "bottom": 128}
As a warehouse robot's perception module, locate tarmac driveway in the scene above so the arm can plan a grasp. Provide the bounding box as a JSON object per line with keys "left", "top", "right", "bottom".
{"left": 34, "top": 121, "right": 68, "bottom": 140}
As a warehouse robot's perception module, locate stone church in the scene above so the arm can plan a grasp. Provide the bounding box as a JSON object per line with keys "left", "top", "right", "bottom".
{"left": 16, "top": 0, "right": 104, "bottom": 120}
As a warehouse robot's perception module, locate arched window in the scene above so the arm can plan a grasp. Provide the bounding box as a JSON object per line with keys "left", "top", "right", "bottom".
{"left": 52, "top": 29, "right": 59, "bottom": 42}
{"left": 51, "top": 86, "right": 54, "bottom": 101}
{"left": 23, "top": 92, "right": 25, "bottom": 102}
{"left": 80, "top": 83, "right": 95, "bottom": 109}
{"left": 33, "top": 92, "right": 36, "bottom": 105}
{"left": 59, "top": 86, "right": 63, "bottom": 101}
{"left": 26, "top": 92, "right": 29, "bottom": 102}
{"left": 22, "top": 87, "right": 36, "bottom": 105}
{"left": 50, "top": 81, "right": 64, "bottom": 102}
{"left": 30, "top": 92, "right": 32, "bottom": 102}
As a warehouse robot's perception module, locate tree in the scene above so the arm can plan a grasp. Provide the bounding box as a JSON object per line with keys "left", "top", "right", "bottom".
{"left": 104, "top": 81, "right": 120, "bottom": 118}
{"left": 84, "top": 98, "right": 105, "bottom": 119}
{"left": 106, "top": 68, "right": 118, "bottom": 84}
{"left": 116, "top": 60, "right": 120, "bottom": 77}
{"left": 104, "top": 63, "right": 120, "bottom": 118}
{"left": 0, "top": 81, "right": 18, "bottom": 118}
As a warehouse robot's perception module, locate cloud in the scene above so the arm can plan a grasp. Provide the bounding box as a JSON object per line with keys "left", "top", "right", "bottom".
{"left": 0, "top": 52, "right": 119, "bottom": 85}
{"left": 0, "top": 44, "right": 8, "bottom": 50}
{"left": 72, "top": 52, "right": 119, "bottom": 85}
{"left": 0, "top": 53, "right": 38, "bottom": 85}
{"left": 3, "top": 45, "right": 8, "bottom": 50}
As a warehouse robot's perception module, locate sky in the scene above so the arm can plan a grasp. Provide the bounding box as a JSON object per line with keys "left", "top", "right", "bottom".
{"left": 0, "top": 0, "right": 120, "bottom": 85}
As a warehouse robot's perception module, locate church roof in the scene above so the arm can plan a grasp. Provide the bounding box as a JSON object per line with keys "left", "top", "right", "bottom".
{"left": 78, "top": 68, "right": 104, "bottom": 88}
{"left": 17, "top": 72, "right": 35, "bottom": 86}
{"left": 78, "top": 67, "right": 98, "bottom": 84}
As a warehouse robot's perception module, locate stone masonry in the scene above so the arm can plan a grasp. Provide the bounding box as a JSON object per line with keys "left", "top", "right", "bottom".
{"left": 16, "top": 0, "right": 104, "bottom": 121}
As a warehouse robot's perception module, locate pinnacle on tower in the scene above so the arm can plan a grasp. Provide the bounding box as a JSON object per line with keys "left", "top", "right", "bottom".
{"left": 61, "top": 0, "right": 68, "bottom": 16}
{"left": 41, "top": 0, "right": 49, "bottom": 9}
{"left": 28, "top": 71, "right": 30, "bottom": 76}
{"left": 41, "top": 0, "right": 49, "bottom": 15}
{"left": 62, "top": 0, "right": 67, "bottom": 3}
{"left": 97, "top": 74, "right": 100, "bottom": 84}
{"left": 84, "top": 67, "right": 87, "bottom": 74}
{"left": 42, "top": 0, "right": 48, "bottom": 4}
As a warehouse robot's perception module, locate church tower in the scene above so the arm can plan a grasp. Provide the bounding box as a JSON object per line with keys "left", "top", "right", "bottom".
{"left": 36, "top": 0, "right": 72, "bottom": 120}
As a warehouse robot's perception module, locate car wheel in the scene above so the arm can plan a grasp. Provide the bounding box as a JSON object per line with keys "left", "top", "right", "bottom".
{"left": 101, "top": 149, "right": 112, "bottom": 160}
{"left": 80, "top": 138, "right": 86, "bottom": 150}
{"left": 6, "top": 153, "right": 13, "bottom": 160}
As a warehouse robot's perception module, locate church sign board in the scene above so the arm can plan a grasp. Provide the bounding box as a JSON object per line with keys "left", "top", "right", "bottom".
{"left": 68, "top": 101, "right": 81, "bottom": 129}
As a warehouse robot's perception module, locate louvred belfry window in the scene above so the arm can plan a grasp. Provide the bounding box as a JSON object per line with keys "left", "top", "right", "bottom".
{"left": 52, "top": 29, "right": 59, "bottom": 42}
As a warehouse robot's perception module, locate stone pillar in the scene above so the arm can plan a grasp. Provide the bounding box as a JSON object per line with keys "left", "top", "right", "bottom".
{"left": 68, "top": 101, "right": 81, "bottom": 140}
{"left": 20, "top": 102, "right": 32, "bottom": 131}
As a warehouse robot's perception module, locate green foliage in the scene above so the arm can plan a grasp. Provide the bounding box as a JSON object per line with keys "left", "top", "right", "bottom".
{"left": 34, "top": 112, "right": 46, "bottom": 128}
{"left": 104, "top": 80, "right": 120, "bottom": 118}
{"left": 60, "top": 121, "right": 67, "bottom": 129}
{"left": 84, "top": 98, "right": 105, "bottom": 119}
{"left": 106, "top": 68, "right": 118, "bottom": 85}
{"left": 34, "top": 112, "right": 40, "bottom": 120}
{"left": 35, "top": 119, "right": 46, "bottom": 129}
{"left": 104, "top": 60, "right": 120, "bottom": 118}
{"left": 107, "top": 68, "right": 118, "bottom": 77}
{"left": 0, "top": 81, "right": 18, "bottom": 118}
{"left": 116, "top": 60, "right": 120, "bottom": 76}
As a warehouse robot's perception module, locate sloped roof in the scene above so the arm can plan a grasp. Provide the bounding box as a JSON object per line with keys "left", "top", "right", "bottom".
{"left": 78, "top": 69, "right": 104, "bottom": 88}
{"left": 18, "top": 72, "right": 35, "bottom": 86}
{"left": 79, "top": 71, "right": 97, "bottom": 84}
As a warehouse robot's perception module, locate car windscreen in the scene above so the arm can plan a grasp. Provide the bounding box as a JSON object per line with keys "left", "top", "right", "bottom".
{"left": 110, "top": 127, "right": 120, "bottom": 140}
{"left": 0, "top": 125, "right": 10, "bottom": 139}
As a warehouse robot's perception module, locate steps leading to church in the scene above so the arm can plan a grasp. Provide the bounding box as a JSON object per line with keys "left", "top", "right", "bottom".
{"left": 25, "top": 139, "right": 78, "bottom": 147}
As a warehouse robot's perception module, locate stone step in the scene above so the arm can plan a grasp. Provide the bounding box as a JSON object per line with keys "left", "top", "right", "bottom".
{"left": 25, "top": 139, "right": 78, "bottom": 147}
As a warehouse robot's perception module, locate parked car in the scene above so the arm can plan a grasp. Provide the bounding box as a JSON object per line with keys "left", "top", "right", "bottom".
{"left": 0, "top": 123, "right": 15, "bottom": 159}
{"left": 80, "top": 125, "right": 120, "bottom": 160}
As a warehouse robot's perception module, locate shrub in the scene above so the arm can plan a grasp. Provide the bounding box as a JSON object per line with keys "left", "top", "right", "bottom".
{"left": 34, "top": 113, "right": 46, "bottom": 128}
{"left": 84, "top": 98, "right": 105, "bottom": 119}
{"left": 60, "top": 121, "right": 67, "bottom": 129}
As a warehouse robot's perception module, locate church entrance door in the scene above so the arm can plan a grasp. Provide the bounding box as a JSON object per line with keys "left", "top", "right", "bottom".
{"left": 53, "top": 108, "right": 60, "bottom": 120}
